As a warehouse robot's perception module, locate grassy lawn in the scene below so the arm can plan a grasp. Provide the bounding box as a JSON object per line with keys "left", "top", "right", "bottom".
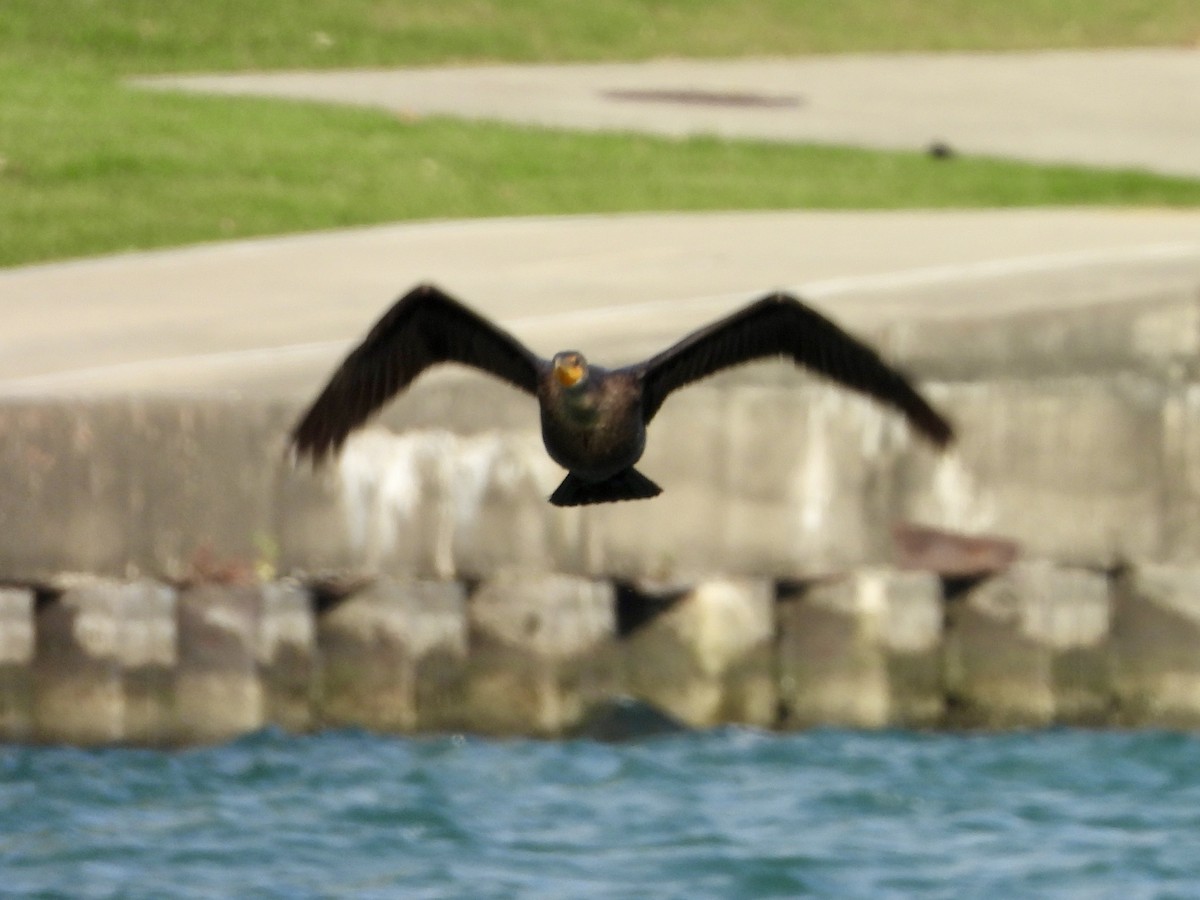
{"left": 6, "top": 0, "right": 1198, "bottom": 72}
{"left": 2, "top": 1, "right": 1199, "bottom": 267}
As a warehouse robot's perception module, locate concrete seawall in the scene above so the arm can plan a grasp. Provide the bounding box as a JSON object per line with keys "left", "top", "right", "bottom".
{"left": 3, "top": 277, "right": 1199, "bottom": 583}
{"left": 3, "top": 256, "right": 1200, "bottom": 741}
{"left": 3, "top": 563, "right": 1200, "bottom": 745}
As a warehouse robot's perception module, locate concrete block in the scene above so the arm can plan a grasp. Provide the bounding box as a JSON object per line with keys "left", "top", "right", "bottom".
{"left": 176, "top": 581, "right": 319, "bottom": 741}
{"left": 273, "top": 373, "right": 549, "bottom": 580}
{"left": 0, "top": 398, "right": 292, "bottom": 583}
{"left": 445, "top": 431, "right": 570, "bottom": 577}
{"left": 282, "top": 431, "right": 455, "bottom": 580}
{"left": 118, "top": 581, "right": 180, "bottom": 745}
{"left": 880, "top": 572, "right": 947, "bottom": 727}
{"left": 900, "top": 377, "right": 1166, "bottom": 568}
{"left": 288, "top": 429, "right": 567, "bottom": 580}
{"left": 316, "top": 579, "right": 466, "bottom": 732}
{"left": 778, "top": 569, "right": 943, "bottom": 728}
{"left": 463, "top": 573, "right": 616, "bottom": 736}
{"left": 944, "top": 562, "right": 1111, "bottom": 728}
{"left": 0, "top": 401, "right": 134, "bottom": 580}
{"left": 33, "top": 580, "right": 176, "bottom": 745}
{"left": 0, "top": 588, "right": 35, "bottom": 742}
{"left": 1162, "top": 385, "right": 1200, "bottom": 563}
{"left": 175, "top": 584, "right": 264, "bottom": 743}
{"left": 127, "top": 399, "right": 291, "bottom": 582}
{"left": 887, "top": 291, "right": 1200, "bottom": 382}
{"left": 1112, "top": 564, "right": 1200, "bottom": 726}
{"left": 620, "top": 579, "right": 776, "bottom": 728}
{"left": 257, "top": 581, "right": 316, "bottom": 733}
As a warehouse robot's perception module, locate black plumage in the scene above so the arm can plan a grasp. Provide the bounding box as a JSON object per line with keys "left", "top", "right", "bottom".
{"left": 290, "top": 283, "right": 953, "bottom": 506}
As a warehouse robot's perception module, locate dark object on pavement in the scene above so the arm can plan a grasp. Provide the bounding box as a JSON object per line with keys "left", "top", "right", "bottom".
{"left": 927, "top": 140, "right": 956, "bottom": 160}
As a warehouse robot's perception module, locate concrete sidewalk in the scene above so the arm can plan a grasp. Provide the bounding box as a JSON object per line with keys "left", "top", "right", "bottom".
{"left": 137, "top": 49, "right": 1200, "bottom": 177}
{"left": 2, "top": 209, "right": 1199, "bottom": 396}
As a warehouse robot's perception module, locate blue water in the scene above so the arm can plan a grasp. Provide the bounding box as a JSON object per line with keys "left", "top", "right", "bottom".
{"left": 2, "top": 727, "right": 1198, "bottom": 899}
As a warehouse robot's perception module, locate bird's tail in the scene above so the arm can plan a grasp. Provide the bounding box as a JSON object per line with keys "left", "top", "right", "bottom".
{"left": 549, "top": 469, "right": 663, "bottom": 507}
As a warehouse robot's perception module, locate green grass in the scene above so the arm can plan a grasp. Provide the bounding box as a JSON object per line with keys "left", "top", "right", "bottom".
{"left": 4, "top": 0, "right": 1198, "bottom": 73}
{"left": 2, "top": 1, "right": 1199, "bottom": 267}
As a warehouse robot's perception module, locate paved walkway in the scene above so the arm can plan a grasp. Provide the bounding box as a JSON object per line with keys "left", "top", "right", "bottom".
{"left": 3, "top": 51, "right": 1199, "bottom": 396}
{"left": 139, "top": 49, "right": 1200, "bottom": 177}
{"left": 3, "top": 209, "right": 1198, "bottom": 396}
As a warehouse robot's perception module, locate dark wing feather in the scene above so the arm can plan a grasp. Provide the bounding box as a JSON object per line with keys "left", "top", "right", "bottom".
{"left": 290, "top": 283, "right": 543, "bottom": 462}
{"left": 636, "top": 292, "right": 953, "bottom": 446}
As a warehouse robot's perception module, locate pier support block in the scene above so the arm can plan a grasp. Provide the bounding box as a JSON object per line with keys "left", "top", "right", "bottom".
{"left": 779, "top": 569, "right": 943, "bottom": 728}
{"left": 316, "top": 578, "right": 467, "bottom": 732}
{"left": 33, "top": 580, "right": 176, "bottom": 745}
{"left": 259, "top": 582, "right": 316, "bottom": 733}
{"left": 0, "top": 588, "right": 35, "bottom": 742}
{"left": 176, "top": 582, "right": 315, "bottom": 742}
{"left": 176, "top": 584, "right": 262, "bottom": 743}
{"left": 1112, "top": 564, "right": 1200, "bottom": 726}
{"left": 944, "top": 562, "right": 1111, "bottom": 727}
{"left": 621, "top": 579, "right": 776, "bottom": 728}
{"left": 463, "top": 573, "right": 616, "bottom": 736}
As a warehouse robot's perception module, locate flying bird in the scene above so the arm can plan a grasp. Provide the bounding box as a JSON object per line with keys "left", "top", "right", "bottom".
{"left": 290, "top": 283, "right": 953, "bottom": 506}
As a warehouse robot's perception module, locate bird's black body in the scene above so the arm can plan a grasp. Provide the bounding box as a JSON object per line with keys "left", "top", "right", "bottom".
{"left": 290, "top": 283, "right": 954, "bottom": 506}
{"left": 536, "top": 359, "right": 659, "bottom": 504}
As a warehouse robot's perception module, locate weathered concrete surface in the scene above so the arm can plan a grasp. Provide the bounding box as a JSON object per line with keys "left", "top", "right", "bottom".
{"left": 258, "top": 581, "right": 316, "bottom": 733}
{"left": 316, "top": 578, "right": 466, "bottom": 732}
{"left": 175, "top": 584, "right": 262, "bottom": 744}
{"left": 298, "top": 429, "right": 570, "bottom": 581}
{"left": 136, "top": 50, "right": 1200, "bottom": 178}
{"left": 1162, "top": 384, "right": 1200, "bottom": 563}
{"left": 943, "top": 562, "right": 1111, "bottom": 728}
{"left": 0, "top": 364, "right": 1191, "bottom": 582}
{"left": 32, "top": 580, "right": 176, "bottom": 745}
{"left": 175, "top": 582, "right": 316, "bottom": 743}
{"left": 1112, "top": 565, "right": 1200, "bottom": 728}
{"left": 0, "top": 588, "right": 34, "bottom": 742}
{"left": 888, "top": 289, "right": 1200, "bottom": 382}
{"left": 778, "top": 569, "right": 944, "bottom": 728}
{"left": 0, "top": 398, "right": 296, "bottom": 584}
{"left": 462, "top": 573, "right": 616, "bottom": 736}
{"left": 900, "top": 376, "right": 1168, "bottom": 569}
{"left": 0, "top": 386, "right": 928, "bottom": 583}
{"left": 620, "top": 579, "right": 776, "bottom": 728}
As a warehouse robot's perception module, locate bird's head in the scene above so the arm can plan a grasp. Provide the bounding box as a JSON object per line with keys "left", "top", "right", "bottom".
{"left": 552, "top": 351, "right": 589, "bottom": 389}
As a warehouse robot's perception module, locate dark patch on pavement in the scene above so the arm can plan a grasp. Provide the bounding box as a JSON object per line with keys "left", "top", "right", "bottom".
{"left": 603, "top": 88, "right": 802, "bottom": 109}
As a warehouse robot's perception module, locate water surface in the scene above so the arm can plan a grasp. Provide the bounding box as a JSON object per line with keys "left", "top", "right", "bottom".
{"left": 3, "top": 727, "right": 1197, "bottom": 898}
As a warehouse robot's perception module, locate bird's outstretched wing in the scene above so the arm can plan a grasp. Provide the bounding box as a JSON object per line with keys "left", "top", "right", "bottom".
{"left": 635, "top": 292, "right": 953, "bottom": 446}
{"left": 291, "top": 283, "right": 543, "bottom": 462}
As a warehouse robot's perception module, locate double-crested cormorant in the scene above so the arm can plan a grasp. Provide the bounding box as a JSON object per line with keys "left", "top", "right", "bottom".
{"left": 290, "top": 283, "right": 953, "bottom": 506}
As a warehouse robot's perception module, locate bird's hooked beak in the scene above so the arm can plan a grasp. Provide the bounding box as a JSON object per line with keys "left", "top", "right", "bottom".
{"left": 553, "top": 354, "right": 587, "bottom": 388}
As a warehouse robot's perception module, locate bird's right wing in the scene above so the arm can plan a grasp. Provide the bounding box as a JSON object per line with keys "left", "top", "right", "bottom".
{"left": 636, "top": 292, "right": 953, "bottom": 447}
{"left": 290, "top": 283, "right": 543, "bottom": 462}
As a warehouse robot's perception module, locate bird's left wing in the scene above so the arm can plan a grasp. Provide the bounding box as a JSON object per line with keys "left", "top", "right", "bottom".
{"left": 636, "top": 292, "right": 953, "bottom": 447}
{"left": 290, "top": 283, "right": 543, "bottom": 462}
